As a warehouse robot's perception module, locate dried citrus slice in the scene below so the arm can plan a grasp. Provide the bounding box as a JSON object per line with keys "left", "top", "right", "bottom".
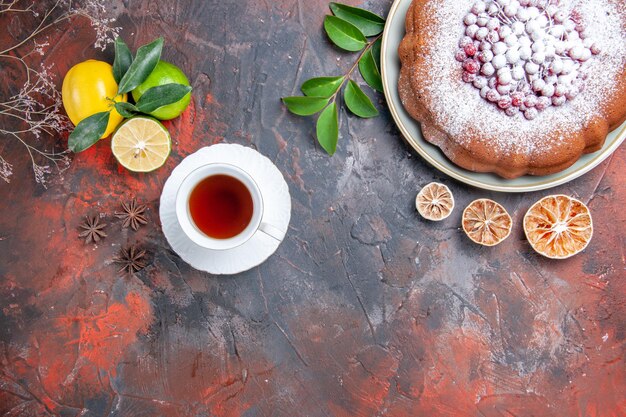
{"left": 523, "top": 195, "right": 593, "bottom": 259}
{"left": 462, "top": 199, "right": 512, "bottom": 246}
{"left": 416, "top": 182, "right": 455, "bottom": 221}
{"left": 111, "top": 116, "right": 171, "bottom": 172}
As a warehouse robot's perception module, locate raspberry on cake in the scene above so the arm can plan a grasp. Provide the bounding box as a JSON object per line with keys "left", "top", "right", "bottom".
{"left": 456, "top": 0, "right": 601, "bottom": 119}
{"left": 398, "top": 0, "right": 626, "bottom": 178}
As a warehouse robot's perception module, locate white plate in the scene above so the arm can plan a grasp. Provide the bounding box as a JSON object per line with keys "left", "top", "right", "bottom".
{"left": 159, "top": 144, "right": 291, "bottom": 275}
{"left": 381, "top": 0, "right": 626, "bottom": 193}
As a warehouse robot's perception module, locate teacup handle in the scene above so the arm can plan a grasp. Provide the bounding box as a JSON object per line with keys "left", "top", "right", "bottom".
{"left": 259, "top": 222, "right": 284, "bottom": 241}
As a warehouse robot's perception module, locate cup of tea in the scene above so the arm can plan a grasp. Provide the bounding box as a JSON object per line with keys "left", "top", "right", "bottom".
{"left": 175, "top": 163, "right": 283, "bottom": 250}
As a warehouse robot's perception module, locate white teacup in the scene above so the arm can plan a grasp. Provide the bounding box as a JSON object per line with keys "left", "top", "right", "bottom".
{"left": 175, "top": 163, "right": 282, "bottom": 250}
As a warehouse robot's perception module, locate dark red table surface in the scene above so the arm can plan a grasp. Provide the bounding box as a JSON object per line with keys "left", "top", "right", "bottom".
{"left": 1, "top": 1, "right": 625, "bottom": 416}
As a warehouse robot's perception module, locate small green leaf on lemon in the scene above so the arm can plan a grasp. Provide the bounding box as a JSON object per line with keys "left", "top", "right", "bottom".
{"left": 112, "top": 37, "right": 133, "bottom": 84}
{"left": 358, "top": 49, "right": 383, "bottom": 92}
{"left": 68, "top": 111, "right": 111, "bottom": 152}
{"left": 329, "top": 3, "right": 385, "bottom": 37}
{"left": 323, "top": 16, "right": 367, "bottom": 52}
{"left": 344, "top": 80, "right": 378, "bottom": 118}
{"left": 282, "top": 96, "right": 330, "bottom": 116}
{"left": 316, "top": 102, "right": 339, "bottom": 155}
{"left": 114, "top": 102, "right": 139, "bottom": 118}
{"left": 131, "top": 60, "right": 191, "bottom": 120}
{"left": 135, "top": 83, "right": 193, "bottom": 113}
{"left": 117, "top": 37, "right": 164, "bottom": 94}
{"left": 301, "top": 76, "right": 344, "bottom": 98}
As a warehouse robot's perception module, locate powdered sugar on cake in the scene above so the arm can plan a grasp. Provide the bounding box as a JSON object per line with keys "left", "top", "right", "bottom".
{"left": 416, "top": 0, "right": 625, "bottom": 156}
{"left": 457, "top": 0, "right": 600, "bottom": 120}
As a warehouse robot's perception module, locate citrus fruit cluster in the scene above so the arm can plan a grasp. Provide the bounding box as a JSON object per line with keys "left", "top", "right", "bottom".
{"left": 62, "top": 37, "right": 192, "bottom": 172}
{"left": 416, "top": 183, "right": 593, "bottom": 259}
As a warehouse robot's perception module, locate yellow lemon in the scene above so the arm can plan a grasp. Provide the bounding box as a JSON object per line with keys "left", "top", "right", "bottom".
{"left": 62, "top": 60, "right": 127, "bottom": 139}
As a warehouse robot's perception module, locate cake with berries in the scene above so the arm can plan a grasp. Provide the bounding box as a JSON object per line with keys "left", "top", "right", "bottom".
{"left": 398, "top": 0, "right": 626, "bottom": 178}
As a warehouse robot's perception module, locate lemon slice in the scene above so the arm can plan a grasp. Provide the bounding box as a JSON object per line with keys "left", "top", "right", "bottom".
{"left": 462, "top": 199, "right": 512, "bottom": 246}
{"left": 111, "top": 117, "right": 171, "bottom": 172}
{"left": 416, "top": 182, "right": 455, "bottom": 221}
{"left": 524, "top": 195, "right": 593, "bottom": 259}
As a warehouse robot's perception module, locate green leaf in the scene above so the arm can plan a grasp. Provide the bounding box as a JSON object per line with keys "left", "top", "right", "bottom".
{"left": 316, "top": 102, "right": 339, "bottom": 155}
{"left": 329, "top": 3, "right": 385, "bottom": 37}
{"left": 371, "top": 37, "right": 382, "bottom": 72}
{"left": 114, "top": 102, "right": 139, "bottom": 118}
{"left": 68, "top": 111, "right": 111, "bottom": 152}
{"left": 117, "top": 37, "right": 164, "bottom": 94}
{"left": 282, "top": 96, "right": 330, "bottom": 116}
{"left": 135, "top": 83, "right": 193, "bottom": 113}
{"left": 344, "top": 80, "right": 378, "bottom": 118}
{"left": 112, "top": 37, "right": 133, "bottom": 84}
{"left": 323, "top": 15, "right": 367, "bottom": 52}
{"left": 358, "top": 49, "right": 383, "bottom": 92}
{"left": 301, "top": 76, "right": 344, "bottom": 98}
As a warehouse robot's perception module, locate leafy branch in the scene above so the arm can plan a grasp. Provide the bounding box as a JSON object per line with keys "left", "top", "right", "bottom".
{"left": 282, "top": 2, "right": 385, "bottom": 155}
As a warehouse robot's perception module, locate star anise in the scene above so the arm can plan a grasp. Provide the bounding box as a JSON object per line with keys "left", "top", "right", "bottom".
{"left": 115, "top": 199, "right": 148, "bottom": 231}
{"left": 112, "top": 245, "right": 147, "bottom": 275}
{"left": 78, "top": 215, "right": 107, "bottom": 244}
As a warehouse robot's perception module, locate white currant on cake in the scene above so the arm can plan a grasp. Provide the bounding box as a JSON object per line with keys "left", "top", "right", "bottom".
{"left": 456, "top": 0, "right": 601, "bottom": 120}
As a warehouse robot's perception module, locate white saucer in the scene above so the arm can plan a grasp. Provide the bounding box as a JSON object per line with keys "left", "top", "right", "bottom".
{"left": 159, "top": 144, "right": 291, "bottom": 275}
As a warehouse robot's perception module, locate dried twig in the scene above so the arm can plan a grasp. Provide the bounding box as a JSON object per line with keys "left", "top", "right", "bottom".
{"left": 0, "top": 0, "right": 121, "bottom": 187}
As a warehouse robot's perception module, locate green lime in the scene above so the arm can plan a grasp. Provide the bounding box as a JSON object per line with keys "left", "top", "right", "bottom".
{"left": 131, "top": 60, "right": 191, "bottom": 120}
{"left": 111, "top": 116, "right": 171, "bottom": 172}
